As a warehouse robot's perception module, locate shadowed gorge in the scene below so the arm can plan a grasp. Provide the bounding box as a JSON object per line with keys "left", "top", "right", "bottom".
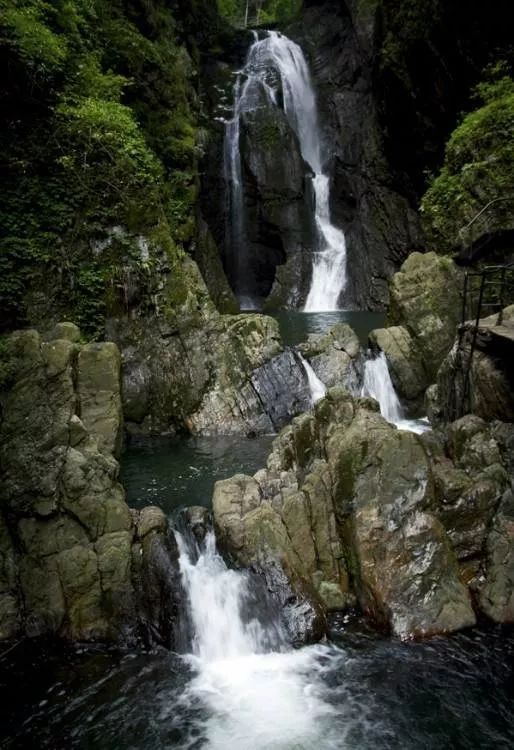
{"left": 1, "top": 0, "right": 514, "bottom": 748}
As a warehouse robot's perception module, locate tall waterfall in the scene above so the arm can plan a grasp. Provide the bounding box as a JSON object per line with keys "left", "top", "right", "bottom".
{"left": 225, "top": 31, "right": 347, "bottom": 311}
{"left": 362, "top": 352, "right": 429, "bottom": 435}
{"left": 175, "top": 528, "right": 344, "bottom": 749}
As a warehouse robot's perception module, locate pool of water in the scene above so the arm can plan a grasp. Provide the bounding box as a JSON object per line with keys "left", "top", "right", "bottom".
{"left": 120, "top": 435, "right": 275, "bottom": 514}
{"left": 271, "top": 310, "right": 386, "bottom": 348}
{"left": 2, "top": 625, "right": 513, "bottom": 749}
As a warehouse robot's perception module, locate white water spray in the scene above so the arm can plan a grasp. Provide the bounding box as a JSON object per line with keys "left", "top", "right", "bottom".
{"left": 224, "top": 31, "right": 347, "bottom": 311}
{"left": 175, "top": 530, "right": 345, "bottom": 749}
{"left": 299, "top": 354, "right": 326, "bottom": 404}
{"left": 362, "top": 352, "right": 430, "bottom": 435}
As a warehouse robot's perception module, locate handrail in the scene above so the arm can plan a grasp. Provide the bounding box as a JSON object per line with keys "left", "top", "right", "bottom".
{"left": 458, "top": 196, "right": 514, "bottom": 240}
{"left": 454, "top": 263, "right": 514, "bottom": 419}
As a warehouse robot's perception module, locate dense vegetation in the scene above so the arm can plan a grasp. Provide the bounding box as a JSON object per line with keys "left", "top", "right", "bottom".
{"left": 0, "top": 0, "right": 221, "bottom": 335}
{"left": 421, "top": 68, "right": 514, "bottom": 252}
{"left": 217, "top": 0, "right": 301, "bottom": 26}
{"left": 374, "top": 0, "right": 513, "bottom": 199}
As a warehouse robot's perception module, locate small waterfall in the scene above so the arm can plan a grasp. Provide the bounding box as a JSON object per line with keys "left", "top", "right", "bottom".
{"left": 224, "top": 31, "right": 346, "bottom": 311}
{"left": 299, "top": 354, "right": 326, "bottom": 404}
{"left": 175, "top": 527, "right": 344, "bottom": 748}
{"left": 362, "top": 352, "right": 430, "bottom": 435}
{"left": 176, "top": 530, "right": 278, "bottom": 660}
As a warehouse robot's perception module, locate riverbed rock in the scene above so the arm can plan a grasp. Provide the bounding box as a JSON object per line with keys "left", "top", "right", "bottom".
{"left": 327, "top": 402, "right": 476, "bottom": 637}
{"left": 298, "top": 323, "right": 362, "bottom": 392}
{"left": 429, "top": 417, "right": 509, "bottom": 589}
{"left": 368, "top": 325, "right": 427, "bottom": 409}
{"left": 479, "top": 489, "right": 514, "bottom": 624}
{"left": 213, "top": 387, "right": 478, "bottom": 639}
{"left": 0, "top": 326, "right": 178, "bottom": 645}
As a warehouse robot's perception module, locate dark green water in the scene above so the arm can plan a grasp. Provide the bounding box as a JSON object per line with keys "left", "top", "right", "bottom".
{"left": 120, "top": 435, "right": 275, "bottom": 513}
{"left": 272, "top": 310, "right": 386, "bottom": 348}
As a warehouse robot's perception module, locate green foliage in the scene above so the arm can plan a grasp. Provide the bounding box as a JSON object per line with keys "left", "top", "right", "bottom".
{"left": 0, "top": 0, "right": 68, "bottom": 73}
{"left": 0, "top": 0, "right": 204, "bottom": 335}
{"left": 217, "top": 0, "right": 301, "bottom": 26}
{"left": 421, "top": 67, "right": 514, "bottom": 253}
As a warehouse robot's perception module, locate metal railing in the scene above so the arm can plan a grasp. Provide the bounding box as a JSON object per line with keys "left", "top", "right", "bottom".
{"left": 457, "top": 196, "right": 514, "bottom": 262}
{"left": 454, "top": 263, "right": 514, "bottom": 418}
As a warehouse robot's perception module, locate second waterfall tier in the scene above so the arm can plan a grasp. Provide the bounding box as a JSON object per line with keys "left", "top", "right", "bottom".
{"left": 224, "top": 31, "right": 347, "bottom": 311}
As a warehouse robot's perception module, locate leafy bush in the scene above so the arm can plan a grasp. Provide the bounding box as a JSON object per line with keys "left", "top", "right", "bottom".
{"left": 0, "top": 0, "right": 202, "bottom": 335}
{"left": 421, "top": 69, "right": 514, "bottom": 253}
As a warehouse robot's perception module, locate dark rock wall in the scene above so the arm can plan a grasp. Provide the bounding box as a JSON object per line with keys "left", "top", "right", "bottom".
{"left": 290, "top": 1, "right": 424, "bottom": 309}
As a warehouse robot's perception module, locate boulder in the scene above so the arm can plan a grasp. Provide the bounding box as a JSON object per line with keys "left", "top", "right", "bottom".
{"left": 213, "top": 387, "right": 478, "bottom": 639}
{"left": 388, "top": 251, "right": 463, "bottom": 381}
{"left": 298, "top": 323, "right": 362, "bottom": 392}
{"left": 369, "top": 325, "right": 427, "bottom": 409}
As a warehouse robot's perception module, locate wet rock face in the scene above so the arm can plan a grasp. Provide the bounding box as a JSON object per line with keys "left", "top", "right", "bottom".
{"left": 240, "top": 94, "right": 315, "bottom": 306}
{"left": 290, "top": 2, "right": 425, "bottom": 310}
{"left": 0, "top": 326, "right": 177, "bottom": 645}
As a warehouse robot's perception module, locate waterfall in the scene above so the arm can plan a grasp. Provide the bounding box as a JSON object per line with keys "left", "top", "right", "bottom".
{"left": 362, "top": 353, "right": 430, "bottom": 435}
{"left": 175, "top": 528, "right": 344, "bottom": 749}
{"left": 224, "top": 31, "right": 346, "bottom": 311}
{"left": 299, "top": 354, "right": 326, "bottom": 404}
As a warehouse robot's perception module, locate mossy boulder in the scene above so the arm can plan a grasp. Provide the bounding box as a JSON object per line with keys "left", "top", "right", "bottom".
{"left": 388, "top": 251, "right": 463, "bottom": 382}
{"left": 369, "top": 325, "right": 427, "bottom": 410}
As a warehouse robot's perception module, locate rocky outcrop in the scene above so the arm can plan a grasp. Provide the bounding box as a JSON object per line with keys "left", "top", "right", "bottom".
{"left": 432, "top": 306, "right": 514, "bottom": 424}
{"left": 0, "top": 324, "right": 179, "bottom": 645}
{"left": 108, "top": 266, "right": 314, "bottom": 436}
{"left": 298, "top": 322, "right": 362, "bottom": 392}
{"left": 369, "top": 252, "right": 463, "bottom": 413}
{"left": 213, "top": 384, "right": 514, "bottom": 639}
{"left": 213, "top": 388, "right": 514, "bottom": 639}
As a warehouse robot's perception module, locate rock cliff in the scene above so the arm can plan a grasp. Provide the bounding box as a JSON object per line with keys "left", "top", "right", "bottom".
{"left": 0, "top": 324, "right": 179, "bottom": 644}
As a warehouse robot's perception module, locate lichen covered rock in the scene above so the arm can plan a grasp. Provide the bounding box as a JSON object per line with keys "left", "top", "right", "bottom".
{"left": 213, "top": 387, "right": 482, "bottom": 639}
{"left": 0, "top": 326, "right": 177, "bottom": 645}
{"left": 388, "top": 251, "right": 463, "bottom": 381}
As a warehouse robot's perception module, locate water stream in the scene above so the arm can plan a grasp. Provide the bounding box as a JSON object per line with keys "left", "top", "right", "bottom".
{"left": 299, "top": 354, "right": 327, "bottom": 404}
{"left": 175, "top": 528, "right": 344, "bottom": 749}
{"left": 225, "top": 31, "right": 347, "bottom": 310}
{"left": 362, "top": 352, "right": 430, "bottom": 434}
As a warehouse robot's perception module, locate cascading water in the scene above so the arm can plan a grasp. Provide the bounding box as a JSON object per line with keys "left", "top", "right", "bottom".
{"left": 175, "top": 528, "right": 345, "bottom": 749}
{"left": 299, "top": 354, "right": 327, "bottom": 404}
{"left": 362, "top": 352, "right": 430, "bottom": 435}
{"left": 224, "top": 31, "right": 347, "bottom": 311}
